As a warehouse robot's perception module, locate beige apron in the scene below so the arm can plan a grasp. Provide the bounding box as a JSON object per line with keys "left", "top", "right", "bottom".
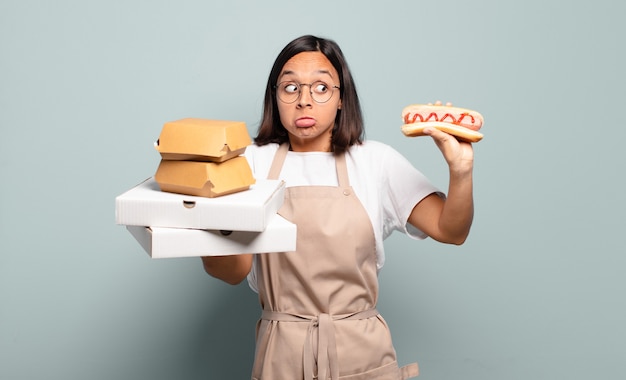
{"left": 251, "top": 143, "right": 419, "bottom": 380}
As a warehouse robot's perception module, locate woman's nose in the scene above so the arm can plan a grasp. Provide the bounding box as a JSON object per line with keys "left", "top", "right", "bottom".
{"left": 297, "top": 86, "right": 313, "bottom": 107}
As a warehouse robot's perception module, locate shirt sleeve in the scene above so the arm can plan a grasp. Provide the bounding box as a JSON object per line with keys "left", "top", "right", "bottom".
{"left": 247, "top": 255, "right": 259, "bottom": 293}
{"left": 378, "top": 143, "right": 443, "bottom": 240}
{"left": 243, "top": 143, "right": 279, "bottom": 179}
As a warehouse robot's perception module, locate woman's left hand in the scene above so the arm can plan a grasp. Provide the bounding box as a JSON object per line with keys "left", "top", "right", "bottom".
{"left": 422, "top": 101, "right": 474, "bottom": 174}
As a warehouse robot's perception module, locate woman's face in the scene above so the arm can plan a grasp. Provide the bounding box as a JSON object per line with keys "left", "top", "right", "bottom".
{"left": 276, "top": 51, "right": 342, "bottom": 152}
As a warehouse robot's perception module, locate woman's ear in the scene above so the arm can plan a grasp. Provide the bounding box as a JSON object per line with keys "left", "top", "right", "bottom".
{"left": 338, "top": 99, "right": 342, "bottom": 110}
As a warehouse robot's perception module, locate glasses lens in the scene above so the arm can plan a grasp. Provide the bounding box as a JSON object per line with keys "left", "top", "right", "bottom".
{"left": 311, "top": 81, "right": 332, "bottom": 103}
{"left": 277, "top": 82, "right": 299, "bottom": 103}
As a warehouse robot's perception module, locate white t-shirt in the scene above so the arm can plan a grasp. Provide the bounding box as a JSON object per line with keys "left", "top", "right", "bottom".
{"left": 244, "top": 140, "right": 442, "bottom": 291}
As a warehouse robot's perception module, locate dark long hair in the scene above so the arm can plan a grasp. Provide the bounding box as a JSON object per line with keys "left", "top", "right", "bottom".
{"left": 254, "top": 35, "right": 364, "bottom": 154}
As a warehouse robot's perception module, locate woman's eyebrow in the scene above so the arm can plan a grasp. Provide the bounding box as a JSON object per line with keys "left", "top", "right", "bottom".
{"left": 316, "top": 69, "right": 335, "bottom": 79}
{"left": 279, "top": 69, "right": 335, "bottom": 79}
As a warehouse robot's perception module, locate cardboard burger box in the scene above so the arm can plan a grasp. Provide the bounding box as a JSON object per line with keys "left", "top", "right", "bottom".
{"left": 125, "top": 215, "right": 297, "bottom": 259}
{"left": 155, "top": 156, "right": 255, "bottom": 198}
{"left": 115, "top": 177, "right": 286, "bottom": 232}
{"left": 155, "top": 118, "right": 252, "bottom": 162}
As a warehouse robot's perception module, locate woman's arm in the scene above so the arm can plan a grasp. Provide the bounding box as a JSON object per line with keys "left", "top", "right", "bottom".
{"left": 408, "top": 125, "right": 475, "bottom": 245}
{"left": 201, "top": 254, "right": 254, "bottom": 285}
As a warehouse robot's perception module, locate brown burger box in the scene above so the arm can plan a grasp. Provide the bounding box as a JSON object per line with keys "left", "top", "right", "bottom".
{"left": 115, "top": 177, "right": 286, "bottom": 232}
{"left": 125, "top": 215, "right": 297, "bottom": 259}
{"left": 155, "top": 118, "right": 252, "bottom": 162}
{"left": 154, "top": 156, "right": 256, "bottom": 198}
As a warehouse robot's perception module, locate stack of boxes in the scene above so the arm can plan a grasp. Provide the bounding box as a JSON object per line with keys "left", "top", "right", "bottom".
{"left": 115, "top": 118, "right": 297, "bottom": 259}
{"left": 153, "top": 118, "right": 256, "bottom": 198}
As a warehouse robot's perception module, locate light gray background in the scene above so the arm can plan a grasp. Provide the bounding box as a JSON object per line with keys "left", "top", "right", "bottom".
{"left": 1, "top": 1, "right": 624, "bottom": 379}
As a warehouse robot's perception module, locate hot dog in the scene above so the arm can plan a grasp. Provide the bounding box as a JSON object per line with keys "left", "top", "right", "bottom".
{"left": 401, "top": 104, "right": 484, "bottom": 143}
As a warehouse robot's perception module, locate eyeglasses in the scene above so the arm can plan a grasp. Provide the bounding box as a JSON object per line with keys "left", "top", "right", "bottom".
{"left": 275, "top": 81, "right": 340, "bottom": 104}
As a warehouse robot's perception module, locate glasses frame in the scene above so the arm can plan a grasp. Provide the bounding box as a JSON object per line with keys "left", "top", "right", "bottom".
{"left": 274, "top": 81, "right": 341, "bottom": 104}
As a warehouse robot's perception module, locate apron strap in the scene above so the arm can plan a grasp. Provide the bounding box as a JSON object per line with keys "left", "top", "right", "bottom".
{"left": 401, "top": 362, "right": 419, "bottom": 379}
{"left": 261, "top": 309, "right": 379, "bottom": 380}
{"left": 334, "top": 152, "right": 350, "bottom": 189}
{"left": 268, "top": 143, "right": 290, "bottom": 180}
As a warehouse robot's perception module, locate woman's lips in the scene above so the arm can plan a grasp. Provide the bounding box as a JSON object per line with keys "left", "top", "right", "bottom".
{"left": 295, "top": 117, "right": 315, "bottom": 128}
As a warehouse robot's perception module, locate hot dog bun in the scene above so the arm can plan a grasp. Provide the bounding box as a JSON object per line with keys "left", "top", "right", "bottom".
{"left": 401, "top": 104, "right": 484, "bottom": 143}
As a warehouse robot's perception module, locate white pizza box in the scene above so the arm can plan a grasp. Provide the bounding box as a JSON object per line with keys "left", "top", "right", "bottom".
{"left": 115, "top": 177, "right": 285, "bottom": 232}
{"left": 125, "top": 215, "right": 297, "bottom": 259}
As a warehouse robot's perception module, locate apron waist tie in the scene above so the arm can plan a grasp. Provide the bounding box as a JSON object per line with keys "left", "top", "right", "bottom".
{"left": 261, "top": 308, "right": 380, "bottom": 380}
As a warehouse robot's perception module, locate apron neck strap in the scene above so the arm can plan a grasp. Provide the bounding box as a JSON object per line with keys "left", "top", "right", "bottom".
{"left": 267, "top": 143, "right": 289, "bottom": 180}
{"left": 335, "top": 151, "right": 349, "bottom": 188}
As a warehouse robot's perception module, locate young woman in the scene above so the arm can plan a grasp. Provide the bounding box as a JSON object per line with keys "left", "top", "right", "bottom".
{"left": 201, "top": 35, "right": 474, "bottom": 380}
